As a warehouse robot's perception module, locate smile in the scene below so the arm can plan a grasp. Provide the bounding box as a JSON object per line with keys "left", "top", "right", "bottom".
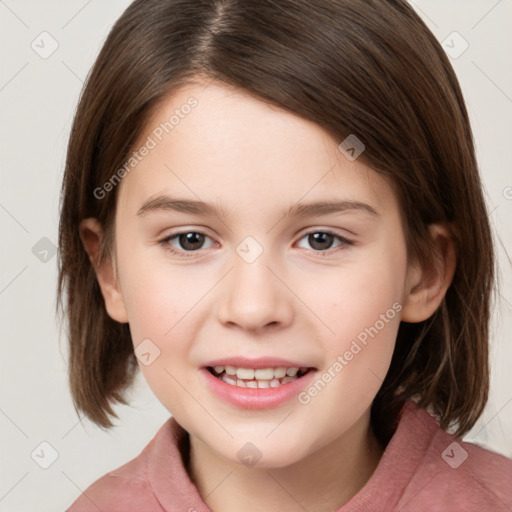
{"left": 201, "top": 363, "right": 317, "bottom": 410}
{"left": 207, "top": 365, "right": 312, "bottom": 388}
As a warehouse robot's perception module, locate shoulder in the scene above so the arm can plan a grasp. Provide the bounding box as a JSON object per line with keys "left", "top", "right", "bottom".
{"left": 400, "top": 411, "right": 512, "bottom": 511}
{"left": 65, "top": 470, "right": 163, "bottom": 512}
{"left": 65, "top": 419, "right": 176, "bottom": 512}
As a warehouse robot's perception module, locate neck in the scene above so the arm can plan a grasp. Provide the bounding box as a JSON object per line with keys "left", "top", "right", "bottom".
{"left": 186, "top": 409, "right": 384, "bottom": 512}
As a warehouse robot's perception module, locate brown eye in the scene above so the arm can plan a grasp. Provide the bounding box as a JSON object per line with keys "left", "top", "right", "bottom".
{"left": 297, "top": 230, "right": 354, "bottom": 253}
{"left": 177, "top": 232, "right": 206, "bottom": 251}
{"left": 160, "top": 231, "right": 216, "bottom": 257}
{"left": 307, "top": 232, "right": 335, "bottom": 251}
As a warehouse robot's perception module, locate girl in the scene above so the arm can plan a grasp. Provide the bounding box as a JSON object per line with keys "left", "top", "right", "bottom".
{"left": 59, "top": 0, "right": 512, "bottom": 510}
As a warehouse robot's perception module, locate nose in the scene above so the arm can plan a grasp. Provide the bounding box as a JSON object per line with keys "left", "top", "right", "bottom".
{"left": 216, "top": 252, "right": 294, "bottom": 333}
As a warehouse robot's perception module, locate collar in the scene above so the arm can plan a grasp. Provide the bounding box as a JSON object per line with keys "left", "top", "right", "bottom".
{"left": 145, "top": 400, "right": 437, "bottom": 511}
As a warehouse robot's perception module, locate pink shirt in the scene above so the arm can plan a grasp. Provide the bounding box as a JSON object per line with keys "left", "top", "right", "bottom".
{"left": 66, "top": 401, "right": 512, "bottom": 511}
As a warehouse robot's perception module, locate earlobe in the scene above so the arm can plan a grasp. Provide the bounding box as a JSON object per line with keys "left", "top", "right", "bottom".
{"left": 79, "top": 218, "right": 129, "bottom": 323}
{"left": 401, "top": 223, "right": 457, "bottom": 323}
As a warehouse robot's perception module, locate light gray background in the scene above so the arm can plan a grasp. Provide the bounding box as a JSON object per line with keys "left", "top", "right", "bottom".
{"left": 0, "top": 1, "right": 511, "bottom": 511}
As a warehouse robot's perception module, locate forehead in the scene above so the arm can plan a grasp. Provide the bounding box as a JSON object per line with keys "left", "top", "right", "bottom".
{"left": 116, "top": 81, "right": 397, "bottom": 219}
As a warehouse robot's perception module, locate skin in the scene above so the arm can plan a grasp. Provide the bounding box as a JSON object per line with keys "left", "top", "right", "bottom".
{"left": 81, "top": 80, "right": 456, "bottom": 512}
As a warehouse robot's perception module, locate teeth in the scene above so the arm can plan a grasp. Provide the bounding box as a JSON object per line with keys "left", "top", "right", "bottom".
{"left": 236, "top": 368, "right": 255, "bottom": 380}
{"left": 254, "top": 368, "right": 274, "bottom": 380}
{"left": 273, "top": 367, "right": 287, "bottom": 378}
{"left": 214, "top": 366, "right": 300, "bottom": 380}
{"left": 213, "top": 365, "right": 310, "bottom": 389}
{"left": 221, "top": 374, "right": 237, "bottom": 385}
{"left": 225, "top": 365, "right": 237, "bottom": 376}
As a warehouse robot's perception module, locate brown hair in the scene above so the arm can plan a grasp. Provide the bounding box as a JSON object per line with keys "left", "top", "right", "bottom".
{"left": 57, "top": 0, "right": 495, "bottom": 444}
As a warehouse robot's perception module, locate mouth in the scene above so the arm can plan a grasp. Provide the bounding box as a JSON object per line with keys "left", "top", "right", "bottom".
{"left": 206, "top": 365, "right": 314, "bottom": 389}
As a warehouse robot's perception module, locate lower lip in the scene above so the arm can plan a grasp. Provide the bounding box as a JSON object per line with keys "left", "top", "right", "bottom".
{"left": 200, "top": 367, "right": 317, "bottom": 410}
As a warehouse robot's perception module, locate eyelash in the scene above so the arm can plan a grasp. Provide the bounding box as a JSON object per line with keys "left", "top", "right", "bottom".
{"left": 158, "top": 229, "right": 354, "bottom": 258}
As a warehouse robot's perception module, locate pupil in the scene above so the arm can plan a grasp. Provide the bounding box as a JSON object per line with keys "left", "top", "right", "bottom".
{"left": 180, "top": 232, "right": 204, "bottom": 250}
{"left": 178, "top": 232, "right": 333, "bottom": 252}
{"left": 309, "top": 232, "right": 333, "bottom": 250}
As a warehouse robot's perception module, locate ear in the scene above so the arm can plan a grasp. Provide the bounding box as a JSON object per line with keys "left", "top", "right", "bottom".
{"left": 79, "top": 218, "right": 129, "bottom": 323}
{"left": 401, "top": 223, "right": 457, "bottom": 323}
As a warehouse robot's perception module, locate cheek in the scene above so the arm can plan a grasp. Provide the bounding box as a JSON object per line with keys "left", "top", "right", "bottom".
{"left": 314, "top": 240, "right": 406, "bottom": 390}
{"left": 118, "top": 248, "right": 202, "bottom": 341}
{"left": 323, "top": 282, "right": 400, "bottom": 388}
{"left": 321, "top": 246, "right": 406, "bottom": 339}
{"left": 116, "top": 248, "right": 212, "bottom": 409}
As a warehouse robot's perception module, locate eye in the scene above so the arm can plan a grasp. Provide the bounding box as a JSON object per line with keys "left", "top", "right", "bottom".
{"left": 159, "top": 229, "right": 354, "bottom": 258}
{"left": 296, "top": 230, "right": 354, "bottom": 253}
{"left": 160, "top": 231, "right": 217, "bottom": 257}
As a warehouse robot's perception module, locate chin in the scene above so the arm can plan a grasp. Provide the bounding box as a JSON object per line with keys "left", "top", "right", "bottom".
{"left": 220, "top": 437, "right": 312, "bottom": 470}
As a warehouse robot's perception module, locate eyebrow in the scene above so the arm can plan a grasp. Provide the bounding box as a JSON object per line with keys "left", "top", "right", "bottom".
{"left": 136, "top": 195, "right": 379, "bottom": 219}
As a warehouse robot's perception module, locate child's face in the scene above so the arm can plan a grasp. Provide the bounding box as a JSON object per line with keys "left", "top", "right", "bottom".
{"left": 111, "top": 80, "right": 414, "bottom": 466}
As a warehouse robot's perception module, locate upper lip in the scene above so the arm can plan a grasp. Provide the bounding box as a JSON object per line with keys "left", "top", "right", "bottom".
{"left": 202, "top": 356, "right": 315, "bottom": 369}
